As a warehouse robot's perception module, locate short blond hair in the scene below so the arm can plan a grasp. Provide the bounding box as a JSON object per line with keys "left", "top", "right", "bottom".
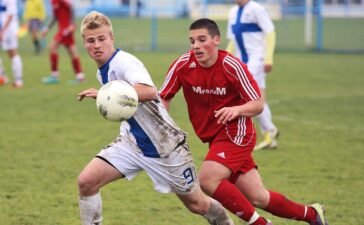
{"left": 80, "top": 11, "right": 113, "bottom": 36}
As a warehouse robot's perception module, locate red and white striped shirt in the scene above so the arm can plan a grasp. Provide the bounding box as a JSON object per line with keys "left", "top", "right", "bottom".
{"left": 160, "top": 50, "right": 261, "bottom": 145}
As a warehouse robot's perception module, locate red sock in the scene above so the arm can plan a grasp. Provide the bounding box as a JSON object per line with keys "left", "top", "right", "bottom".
{"left": 50, "top": 53, "right": 58, "bottom": 72}
{"left": 72, "top": 57, "right": 82, "bottom": 74}
{"left": 212, "top": 180, "right": 266, "bottom": 224}
{"left": 266, "top": 190, "right": 316, "bottom": 222}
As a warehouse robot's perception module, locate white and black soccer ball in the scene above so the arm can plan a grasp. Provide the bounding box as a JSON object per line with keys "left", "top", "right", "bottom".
{"left": 96, "top": 80, "right": 138, "bottom": 122}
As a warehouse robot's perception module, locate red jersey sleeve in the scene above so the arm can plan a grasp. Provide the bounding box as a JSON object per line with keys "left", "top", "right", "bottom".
{"left": 159, "top": 53, "right": 190, "bottom": 100}
{"left": 223, "top": 54, "right": 261, "bottom": 102}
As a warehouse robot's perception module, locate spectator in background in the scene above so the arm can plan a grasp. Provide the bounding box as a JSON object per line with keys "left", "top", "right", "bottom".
{"left": 121, "top": 0, "right": 143, "bottom": 17}
{"left": 23, "top": 0, "right": 46, "bottom": 54}
{"left": 226, "top": 0, "right": 279, "bottom": 151}
{"left": 41, "top": 0, "right": 84, "bottom": 84}
{"left": 0, "top": 0, "right": 24, "bottom": 88}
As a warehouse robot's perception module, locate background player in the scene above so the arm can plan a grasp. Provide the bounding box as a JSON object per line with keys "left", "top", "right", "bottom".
{"left": 76, "top": 11, "right": 233, "bottom": 225}
{"left": 23, "top": 0, "right": 47, "bottom": 54}
{"left": 0, "top": 0, "right": 23, "bottom": 88}
{"left": 160, "top": 18, "right": 329, "bottom": 225}
{"left": 226, "top": 0, "right": 278, "bottom": 150}
{"left": 41, "top": 0, "right": 84, "bottom": 84}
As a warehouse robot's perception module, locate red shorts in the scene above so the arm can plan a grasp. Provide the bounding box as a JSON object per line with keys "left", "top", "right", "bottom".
{"left": 205, "top": 132, "right": 257, "bottom": 183}
{"left": 54, "top": 31, "right": 75, "bottom": 47}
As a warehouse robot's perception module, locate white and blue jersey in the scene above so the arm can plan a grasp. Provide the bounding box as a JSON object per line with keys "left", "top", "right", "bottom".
{"left": 227, "top": 0, "right": 274, "bottom": 64}
{"left": 95, "top": 49, "right": 198, "bottom": 194}
{"left": 97, "top": 49, "right": 187, "bottom": 158}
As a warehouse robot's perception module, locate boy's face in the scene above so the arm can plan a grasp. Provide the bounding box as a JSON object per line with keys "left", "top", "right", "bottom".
{"left": 189, "top": 28, "right": 220, "bottom": 67}
{"left": 83, "top": 25, "right": 115, "bottom": 67}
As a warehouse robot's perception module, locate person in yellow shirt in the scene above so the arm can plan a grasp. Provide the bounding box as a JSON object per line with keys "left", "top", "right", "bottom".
{"left": 23, "top": 0, "right": 46, "bottom": 54}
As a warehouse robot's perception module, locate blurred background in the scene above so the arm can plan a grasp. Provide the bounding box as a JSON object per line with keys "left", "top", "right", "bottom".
{"left": 16, "top": 0, "right": 364, "bottom": 53}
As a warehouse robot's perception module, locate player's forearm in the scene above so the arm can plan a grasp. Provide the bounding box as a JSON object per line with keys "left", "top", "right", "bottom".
{"left": 237, "top": 98, "right": 264, "bottom": 117}
{"left": 264, "top": 31, "right": 276, "bottom": 65}
{"left": 46, "top": 18, "right": 56, "bottom": 30}
{"left": 133, "top": 84, "right": 158, "bottom": 102}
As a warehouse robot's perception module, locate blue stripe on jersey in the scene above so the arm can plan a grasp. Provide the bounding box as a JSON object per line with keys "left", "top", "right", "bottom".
{"left": 232, "top": 7, "right": 262, "bottom": 63}
{"left": 127, "top": 117, "right": 160, "bottom": 158}
{"left": 0, "top": 3, "right": 6, "bottom": 28}
{"left": 99, "top": 48, "right": 121, "bottom": 85}
{"left": 98, "top": 48, "right": 160, "bottom": 158}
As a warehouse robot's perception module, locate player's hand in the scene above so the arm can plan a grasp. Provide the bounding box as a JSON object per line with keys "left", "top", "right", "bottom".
{"left": 62, "top": 24, "right": 75, "bottom": 37}
{"left": 77, "top": 88, "right": 98, "bottom": 101}
{"left": 214, "top": 106, "right": 240, "bottom": 124}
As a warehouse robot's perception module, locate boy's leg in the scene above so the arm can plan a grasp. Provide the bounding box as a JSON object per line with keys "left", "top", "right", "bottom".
{"left": 199, "top": 161, "right": 270, "bottom": 225}
{"left": 42, "top": 39, "right": 60, "bottom": 84}
{"left": 78, "top": 158, "right": 123, "bottom": 225}
{"left": 67, "top": 44, "right": 85, "bottom": 84}
{"left": 79, "top": 193, "right": 103, "bottom": 225}
{"left": 177, "top": 187, "right": 234, "bottom": 225}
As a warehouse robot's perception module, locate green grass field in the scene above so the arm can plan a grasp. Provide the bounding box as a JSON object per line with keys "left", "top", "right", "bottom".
{"left": 0, "top": 18, "right": 363, "bottom": 225}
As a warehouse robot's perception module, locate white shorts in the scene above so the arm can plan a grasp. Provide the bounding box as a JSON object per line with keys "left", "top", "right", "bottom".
{"left": 97, "top": 134, "right": 199, "bottom": 195}
{"left": 1, "top": 26, "right": 18, "bottom": 50}
{"left": 247, "top": 60, "right": 266, "bottom": 89}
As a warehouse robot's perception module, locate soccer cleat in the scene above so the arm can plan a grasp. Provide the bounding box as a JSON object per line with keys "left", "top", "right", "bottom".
{"left": 310, "top": 203, "right": 329, "bottom": 225}
{"left": 12, "top": 81, "right": 23, "bottom": 88}
{"left": 41, "top": 75, "right": 59, "bottom": 84}
{"left": 254, "top": 129, "right": 279, "bottom": 151}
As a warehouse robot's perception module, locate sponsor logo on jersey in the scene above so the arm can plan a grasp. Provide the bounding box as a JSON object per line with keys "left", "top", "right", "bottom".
{"left": 217, "top": 152, "right": 226, "bottom": 159}
{"left": 192, "top": 86, "right": 226, "bottom": 96}
{"left": 189, "top": 62, "right": 196, "bottom": 68}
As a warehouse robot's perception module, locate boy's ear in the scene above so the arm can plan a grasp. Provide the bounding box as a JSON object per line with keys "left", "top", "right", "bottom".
{"left": 214, "top": 35, "right": 221, "bottom": 45}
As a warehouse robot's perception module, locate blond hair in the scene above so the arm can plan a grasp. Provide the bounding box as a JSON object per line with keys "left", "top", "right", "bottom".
{"left": 80, "top": 11, "right": 113, "bottom": 36}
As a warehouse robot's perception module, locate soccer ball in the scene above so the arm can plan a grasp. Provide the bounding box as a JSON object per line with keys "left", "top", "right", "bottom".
{"left": 96, "top": 80, "right": 138, "bottom": 122}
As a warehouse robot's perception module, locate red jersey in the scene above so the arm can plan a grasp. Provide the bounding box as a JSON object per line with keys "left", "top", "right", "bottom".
{"left": 51, "top": 0, "right": 73, "bottom": 30}
{"left": 160, "top": 50, "right": 261, "bottom": 145}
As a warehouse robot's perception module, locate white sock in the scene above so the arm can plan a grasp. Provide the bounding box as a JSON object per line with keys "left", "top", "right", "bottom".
{"left": 256, "top": 103, "right": 276, "bottom": 132}
{"left": 76, "top": 73, "right": 85, "bottom": 80}
{"left": 11, "top": 55, "right": 23, "bottom": 82}
{"left": 51, "top": 71, "right": 59, "bottom": 78}
{"left": 203, "top": 198, "right": 230, "bottom": 223}
{"left": 248, "top": 211, "right": 260, "bottom": 224}
{"left": 79, "top": 192, "right": 103, "bottom": 225}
